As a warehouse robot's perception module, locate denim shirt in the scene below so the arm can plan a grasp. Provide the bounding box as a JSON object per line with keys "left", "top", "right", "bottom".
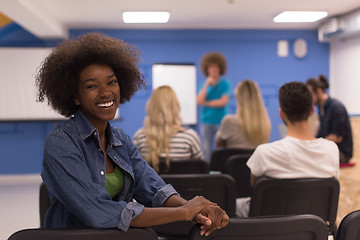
{"left": 41, "top": 110, "right": 178, "bottom": 231}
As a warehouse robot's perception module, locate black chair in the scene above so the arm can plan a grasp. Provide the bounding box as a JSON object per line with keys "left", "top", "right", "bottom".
{"left": 37, "top": 183, "right": 158, "bottom": 239}
{"left": 154, "top": 174, "right": 236, "bottom": 239}
{"left": 39, "top": 182, "right": 50, "bottom": 228}
{"left": 210, "top": 148, "right": 254, "bottom": 172}
{"left": 224, "top": 153, "right": 252, "bottom": 198}
{"left": 187, "top": 214, "right": 328, "bottom": 240}
{"left": 249, "top": 177, "right": 340, "bottom": 235}
{"left": 335, "top": 209, "right": 360, "bottom": 240}
{"left": 165, "top": 159, "right": 210, "bottom": 174}
{"left": 8, "top": 227, "right": 158, "bottom": 240}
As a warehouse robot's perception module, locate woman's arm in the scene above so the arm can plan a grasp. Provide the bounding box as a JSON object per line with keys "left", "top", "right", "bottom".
{"left": 130, "top": 195, "right": 213, "bottom": 227}
{"left": 325, "top": 133, "right": 343, "bottom": 143}
{"left": 131, "top": 194, "right": 229, "bottom": 236}
{"left": 128, "top": 132, "right": 229, "bottom": 234}
{"left": 250, "top": 173, "right": 259, "bottom": 187}
{"left": 202, "top": 95, "right": 230, "bottom": 108}
{"left": 197, "top": 80, "right": 210, "bottom": 105}
{"left": 216, "top": 139, "right": 227, "bottom": 148}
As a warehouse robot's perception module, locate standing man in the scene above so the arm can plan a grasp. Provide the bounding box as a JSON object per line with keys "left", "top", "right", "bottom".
{"left": 307, "top": 74, "right": 353, "bottom": 164}
{"left": 197, "top": 52, "right": 230, "bottom": 162}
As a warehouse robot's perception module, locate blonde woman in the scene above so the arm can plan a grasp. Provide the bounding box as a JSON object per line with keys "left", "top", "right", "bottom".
{"left": 215, "top": 80, "right": 271, "bottom": 149}
{"left": 133, "top": 86, "right": 205, "bottom": 173}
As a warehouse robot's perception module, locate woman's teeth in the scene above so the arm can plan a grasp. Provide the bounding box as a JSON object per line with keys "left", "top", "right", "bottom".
{"left": 97, "top": 101, "right": 114, "bottom": 108}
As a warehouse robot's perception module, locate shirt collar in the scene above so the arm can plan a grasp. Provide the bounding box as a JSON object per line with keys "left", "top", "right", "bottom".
{"left": 72, "top": 110, "right": 122, "bottom": 147}
{"left": 73, "top": 110, "right": 96, "bottom": 140}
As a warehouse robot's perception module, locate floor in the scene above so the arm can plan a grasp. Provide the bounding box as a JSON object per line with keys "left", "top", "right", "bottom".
{"left": 0, "top": 174, "right": 42, "bottom": 240}
{"left": 1, "top": 118, "right": 360, "bottom": 240}
{"left": 336, "top": 117, "right": 360, "bottom": 225}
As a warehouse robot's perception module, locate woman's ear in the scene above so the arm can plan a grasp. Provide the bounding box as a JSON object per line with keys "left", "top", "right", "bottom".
{"left": 74, "top": 96, "right": 80, "bottom": 106}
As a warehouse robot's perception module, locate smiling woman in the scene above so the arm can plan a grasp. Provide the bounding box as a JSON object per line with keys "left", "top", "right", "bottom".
{"left": 35, "top": 32, "right": 229, "bottom": 234}
{"left": 74, "top": 64, "right": 121, "bottom": 131}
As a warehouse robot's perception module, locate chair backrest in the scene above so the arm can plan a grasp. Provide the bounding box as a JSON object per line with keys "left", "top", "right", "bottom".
{"left": 154, "top": 174, "right": 236, "bottom": 238}
{"left": 335, "top": 209, "right": 360, "bottom": 240}
{"left": 157, "top": 158, "right": 209, "bottom": 174}
{"left": 39, "top": 182, "right": 50, "bottom": 228}
{"left": 165, "top": 159, "right": 210, "bottom": 174}
{"left": 210, "top": 148, "right": 254, "bottom": 172}
{"left": 8, "top": 227, "right": 158, "bottom": 240}
{"left": 187, "top": 214, "right": 328, "bottom": 240}
{"left": 249, "top": 177, "right": 339, "bottom": 234}
{"left": 224, "top": 153, "right": 252, "bottom": 198}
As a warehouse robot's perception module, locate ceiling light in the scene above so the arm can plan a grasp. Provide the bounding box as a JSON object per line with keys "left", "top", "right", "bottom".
{"left": 122, "top": 11, "right": 170, "bottom": 23}
{"left": 273, "top": 11, "right": 328, "bottom": 23}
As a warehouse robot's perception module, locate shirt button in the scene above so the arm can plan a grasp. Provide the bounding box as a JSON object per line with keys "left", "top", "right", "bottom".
{"left": 94, "top": 132, "right": 97, "bottom": 136}
{"left": 98, "top": 148, "right": 102, "bottom": 152}
{"left": 100, "top": 171, "right": 104, "bottom": 175}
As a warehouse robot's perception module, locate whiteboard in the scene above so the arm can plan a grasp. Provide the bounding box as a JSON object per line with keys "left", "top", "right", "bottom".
{"left": 152, "top": 64, "right": 197, "bottom": 125}
{"left": 0, "top": 48, "right": 66, "bottom": 121}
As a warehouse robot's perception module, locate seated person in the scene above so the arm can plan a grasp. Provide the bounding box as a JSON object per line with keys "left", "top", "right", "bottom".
{"left": 133, "top": 85, "right": 205, "bottom": 173}
{"left": 236, "top": 81, "right": 340, "bottom": 217}
{"left": 215, "top": 79, "right": 271, "bottom": 149}
{"left": 37, "top": 33, "right": 228, "bottom": 236}
{"left": 307, "top": 74, "right": 353, "bottom": 164}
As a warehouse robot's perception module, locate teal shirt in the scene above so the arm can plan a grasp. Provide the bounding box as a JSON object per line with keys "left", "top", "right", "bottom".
{"left": 199, "top": 78, "right": 231, "bottom": 124}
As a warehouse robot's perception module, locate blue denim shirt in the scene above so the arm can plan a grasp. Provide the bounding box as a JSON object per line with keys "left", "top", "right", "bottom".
{"left": 41, "top": 110, "right": 178, "bottom": 231}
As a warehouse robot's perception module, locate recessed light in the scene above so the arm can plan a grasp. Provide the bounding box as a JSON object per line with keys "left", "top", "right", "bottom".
{"left": 273, "top": 11, "right": 328, "bottom": 23}
{"left": 122, "top": 11, "right": 170, "bottom": 23}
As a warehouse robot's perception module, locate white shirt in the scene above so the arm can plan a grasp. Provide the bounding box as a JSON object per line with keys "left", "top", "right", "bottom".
{"left": 247, "top": 136, "right": 340, "bottom": 179}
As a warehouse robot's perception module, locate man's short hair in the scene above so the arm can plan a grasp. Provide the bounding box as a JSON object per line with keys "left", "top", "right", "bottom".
{"left": 279, "top": 81, "right": 313, "bottom": 123}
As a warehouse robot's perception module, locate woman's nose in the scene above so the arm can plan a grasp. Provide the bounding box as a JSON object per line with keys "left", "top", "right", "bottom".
{"left": 99, "top": 85, "right": 111, "bottom": 97}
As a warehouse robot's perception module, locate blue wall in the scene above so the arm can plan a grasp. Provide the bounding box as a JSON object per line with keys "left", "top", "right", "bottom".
{"left": 0, "top": 26, "right": 329, "bottom": 174}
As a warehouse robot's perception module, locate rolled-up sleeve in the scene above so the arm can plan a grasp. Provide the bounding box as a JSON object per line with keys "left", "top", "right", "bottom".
{"left": 118, "top": 202, "right": 145, "bottom": 231}
{"left": 152, "top": 184, "right": 178, "bottom": 207}
{"left": 118, "top": 184, "right": 178, "bottom": 231}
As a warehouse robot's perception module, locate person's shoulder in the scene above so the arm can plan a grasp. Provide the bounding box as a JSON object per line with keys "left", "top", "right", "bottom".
{"left": 47, "top": 118, "right": 76, "bottom": 138}
{"left": 315, "top": 138, "right": 340, "bottom": 160}
{"left": 221, "top": 115, "right": 238, "bottom": 126}
{"left": 256, "top": 138, "right": 289, "bottom": 152}
{"left": 315, "top": 137, "right": 339, "bottom": 148}
{"left": 133, "top": 128, "right": 145, "bottom": 138}
{"left": 248, "top": 142, "right": 271, "bottom": 164}
{"left": 182, "top": 128, "right": 195, "bottom": 134}
{"left": 178, "top": 128, "right": 199, "bottom": 138}
{"left": 328, "top": 97, "right": 347, "bottom": 109}
{"left": 111, "top": 126, "right": 131, "bottom": 142}
{"left": 44, "top": 118, "right": 80, "bottom": 151}
{"left": 219, "top": 77, "right": 230, "bottom": 82}
{"left": 219, "top": 77, "right": 230, "bottom": 86}
{"left": 221, "top": 114, "right": 236, "bottom": 122}
{"left": 252, "top": 141, "right": 273, "bottom": 154}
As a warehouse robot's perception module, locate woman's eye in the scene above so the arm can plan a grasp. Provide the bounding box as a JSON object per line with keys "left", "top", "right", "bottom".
{"left": 109, "top": 80, "right": 118, "bottom": 85}
{"left": 86, "top": 84, "right": 97, "bottom": 89}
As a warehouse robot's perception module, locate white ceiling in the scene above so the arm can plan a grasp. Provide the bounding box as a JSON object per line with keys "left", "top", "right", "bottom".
{"left": 0, "top": 0, "right": 360, "bottom": 39}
